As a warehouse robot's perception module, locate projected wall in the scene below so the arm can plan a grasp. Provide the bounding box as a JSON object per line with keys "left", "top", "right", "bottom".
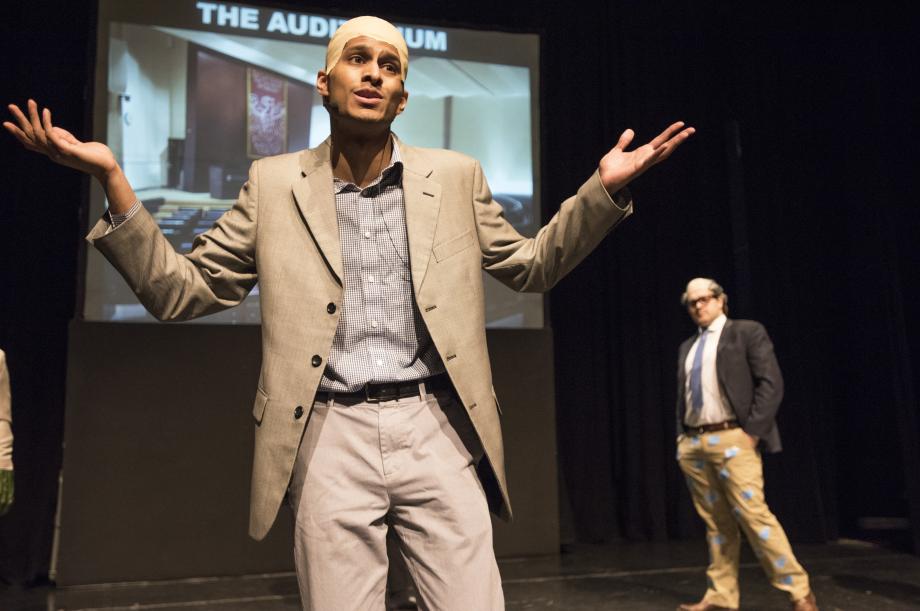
{"left": 85, "top": 0, "right": 542, "bottom": 327}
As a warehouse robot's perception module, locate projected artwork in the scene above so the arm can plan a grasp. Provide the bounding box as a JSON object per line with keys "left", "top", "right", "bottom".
{"left": 247, "top": 68, "right": 287, "bottom": 157}
{"left": 86, "top": 0, "right": 542, "bottom": 327}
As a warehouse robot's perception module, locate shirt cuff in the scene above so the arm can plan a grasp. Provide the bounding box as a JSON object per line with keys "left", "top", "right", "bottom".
{"left": 107, "top": 200, "right": 143, "bottom": 230}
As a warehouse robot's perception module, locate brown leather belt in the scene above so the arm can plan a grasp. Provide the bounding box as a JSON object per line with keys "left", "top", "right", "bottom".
{"left": 683, "top": 420, "right": 739, "bottom": 436}
{"left": 316, "top": 373, "right": 452, "bottom": 404}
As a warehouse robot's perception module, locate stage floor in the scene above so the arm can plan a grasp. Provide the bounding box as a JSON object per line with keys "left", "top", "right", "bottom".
{"left": 2, "top": 539, "right": 919, "bottom": 610}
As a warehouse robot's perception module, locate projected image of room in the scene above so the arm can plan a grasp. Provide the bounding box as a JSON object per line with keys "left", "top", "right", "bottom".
{"left": 87, "top": 17, "right": 541, "bottom": 327}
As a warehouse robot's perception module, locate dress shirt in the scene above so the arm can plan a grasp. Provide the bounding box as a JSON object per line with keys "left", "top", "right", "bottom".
{"left": 103, "top": 141, "right": 443, "bottom": 393}
{"left": 320, "top": 140, "right": 443, "bottom": 391}
{"left": 683, "top": 313, "right": 734, "bottom": 426}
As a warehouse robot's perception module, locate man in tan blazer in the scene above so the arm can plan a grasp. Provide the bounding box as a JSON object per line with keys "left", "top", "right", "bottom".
{"left": 5, "top": 16, "right": 693, "bottom": 609}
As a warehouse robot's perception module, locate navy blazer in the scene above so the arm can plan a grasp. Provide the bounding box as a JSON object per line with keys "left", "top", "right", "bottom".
{"left": 676, "top": 319, "right": 783, "bottom": 453}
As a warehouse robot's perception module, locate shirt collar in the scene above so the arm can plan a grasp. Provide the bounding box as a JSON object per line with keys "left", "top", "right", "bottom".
{"left": 700, "top": 313, "right": 727, "bottom": 334}
{"left": 334, "top": 136, "right": 403, "bottom": 193}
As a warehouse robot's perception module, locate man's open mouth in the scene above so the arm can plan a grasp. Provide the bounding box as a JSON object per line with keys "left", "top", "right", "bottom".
{"left": 354, "top": 89, "right": 383, "bottom": 100}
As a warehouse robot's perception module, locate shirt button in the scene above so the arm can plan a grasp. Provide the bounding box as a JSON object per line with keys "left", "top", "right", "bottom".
{"left": 370, "top": 320, "right": 378, "bottom": 328}
{"left": 376, "top": 359, "right": 383, "bottom": 367}
{"left": 368, "top": 275, "right": 375, "bottom": 283}
{"left": 311, "top": 355, "right": 322, "bottom": 367}
{"left": 294, "top": 405, "right": 304, "bottom": 419}
{"left": 326, "top": 302, "right": 336, "bottom": 314}
{"left": 364, "top": 231, "right": 371, "bottom": 239}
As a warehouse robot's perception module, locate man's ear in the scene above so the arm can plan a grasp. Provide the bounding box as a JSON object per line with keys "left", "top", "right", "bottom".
{"left": 316, "top": 71, "right": 329, "bottom": 97}
{"left": 395, "top": 89, "right": 409, "bottom": 116}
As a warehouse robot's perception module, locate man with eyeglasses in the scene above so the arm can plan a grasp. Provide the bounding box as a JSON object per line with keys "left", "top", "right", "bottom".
{"left": 675, "top": 278, "right": 817, "bottom": 611}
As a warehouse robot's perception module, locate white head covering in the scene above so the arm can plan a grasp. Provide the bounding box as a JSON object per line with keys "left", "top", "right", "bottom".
{"left": 325, "top": 16, "right": 409, "bottom": 80}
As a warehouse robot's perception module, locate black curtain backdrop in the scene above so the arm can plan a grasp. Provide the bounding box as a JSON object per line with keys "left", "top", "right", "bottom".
{"left": 546, "top": 1, "right": 919, "bottom": 547}
{"left": 1, "top": 0, "right": 918, "bottom": 585}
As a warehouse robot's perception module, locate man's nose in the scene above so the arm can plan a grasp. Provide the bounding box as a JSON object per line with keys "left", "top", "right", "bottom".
{"left": 362, "top": 62, "right": 382, "bottom": 83}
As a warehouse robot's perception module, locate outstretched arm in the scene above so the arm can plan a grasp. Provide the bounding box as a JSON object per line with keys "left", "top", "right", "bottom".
{"left": 3, "top": 99, "right": 137, "bottom": 214}
{"left": 598, "top": 121, "right": 695, "bottom": 195}
{"left": 478, "top": 121, "right": 695, "bottom": 292}
{"left": 5, "top": 99, "right": 259, "bottom": 321}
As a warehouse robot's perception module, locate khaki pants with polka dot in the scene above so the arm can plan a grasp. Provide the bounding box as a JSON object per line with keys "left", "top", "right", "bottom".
{"left": 677, "top": 427, "right": 810, "bottom": 608}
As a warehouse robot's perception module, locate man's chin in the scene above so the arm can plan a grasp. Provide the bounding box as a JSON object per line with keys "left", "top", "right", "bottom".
{"left": 340, "top": 112, "right": 396, "bottom": 130}
{"left": 353, "top": 114, "right": 388, "bottom": 123}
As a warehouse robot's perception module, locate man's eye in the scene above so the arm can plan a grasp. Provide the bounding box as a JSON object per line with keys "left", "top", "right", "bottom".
{"left": 383, "top": 64, "right": 398, "bottom": 73}
{"left": 349, "top": 55, "right": 364, "bottom": 64}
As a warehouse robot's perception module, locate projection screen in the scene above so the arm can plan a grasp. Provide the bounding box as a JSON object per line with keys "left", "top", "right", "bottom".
{"left": 85, "top": 0, "right": 542, "bottom": 327}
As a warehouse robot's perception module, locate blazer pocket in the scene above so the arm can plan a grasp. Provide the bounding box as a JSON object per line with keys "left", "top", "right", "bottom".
{"left": 252, "top": 387, "right": 269, "bottom": 425}
{"left": 433, "top": 230, "right": 474, "bottom": 263}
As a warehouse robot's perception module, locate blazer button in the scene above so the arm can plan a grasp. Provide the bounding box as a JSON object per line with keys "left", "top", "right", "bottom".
{"left": 294, "top": 405, "right": 304, "bottom": 419}
{"left": 327, "top": 302, "right": 336, "bottom": 314}
{"left": 311, "top": 355, "right": 322, "bottom": 367}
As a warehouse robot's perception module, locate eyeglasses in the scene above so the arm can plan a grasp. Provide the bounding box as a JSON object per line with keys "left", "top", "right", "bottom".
{"left": 686, "top": 294, "right": 716, "bottom": 309}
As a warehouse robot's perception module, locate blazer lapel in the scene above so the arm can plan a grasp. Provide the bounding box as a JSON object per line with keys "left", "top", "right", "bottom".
{"left": 400, "top": 144, "right": 441, "bottom": 296}
{"left": 292, "top": 142, "right": 343, "bottom": 284}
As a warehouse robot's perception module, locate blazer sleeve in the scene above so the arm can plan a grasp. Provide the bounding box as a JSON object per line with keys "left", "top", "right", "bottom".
{"left": 0, "top": 350, "right": 12, "bottom": 470}
{"left": 472, "top": 161, "right": 633, "bottom": 293}
{"left": 675, "top": 340, "right": 690, "bottom": 436}
{"left": 743, "top": 322, "right": 784, "bottom": 438}
{"left": 86, "top": 161, "right": 261, "bottom": 322}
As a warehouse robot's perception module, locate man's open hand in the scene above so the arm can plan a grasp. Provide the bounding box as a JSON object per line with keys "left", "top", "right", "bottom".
{"left": 4, "top": 99, "right": 117, "bottom": 180}
{"left": 599, "top": 121, "right": 695, "bottom": 195}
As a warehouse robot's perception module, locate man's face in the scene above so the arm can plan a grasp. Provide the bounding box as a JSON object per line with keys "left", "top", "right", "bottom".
{"left": 316, "top": 36, "right": 408, "bottom": 128}
{"left": 685, "top": 284, "right": 725, "bottom": 328}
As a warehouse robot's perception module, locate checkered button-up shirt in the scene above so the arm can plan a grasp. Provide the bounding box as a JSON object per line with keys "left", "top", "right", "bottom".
{"left": 319, "top": 141, "right": 444, "bottom": 392}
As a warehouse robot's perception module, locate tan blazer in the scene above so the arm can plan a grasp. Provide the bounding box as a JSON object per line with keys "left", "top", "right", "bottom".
{"left": 88, "top": 139, "right": 632, "bottom": 540}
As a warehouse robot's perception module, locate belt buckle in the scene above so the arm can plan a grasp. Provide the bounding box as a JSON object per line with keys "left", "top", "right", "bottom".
{"left": 365, "top": 383, "right": 399, "bottom": 403}
{"left": 364, "top": 384, "right": 380, "bottom": 403}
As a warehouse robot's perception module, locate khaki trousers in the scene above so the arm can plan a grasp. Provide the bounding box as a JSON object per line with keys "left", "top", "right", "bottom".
{"left": 677, "top": 427, "right": 810, "bottom": 608}
{"left": 287, "top": 383, "right": 504, "bottom": 610}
